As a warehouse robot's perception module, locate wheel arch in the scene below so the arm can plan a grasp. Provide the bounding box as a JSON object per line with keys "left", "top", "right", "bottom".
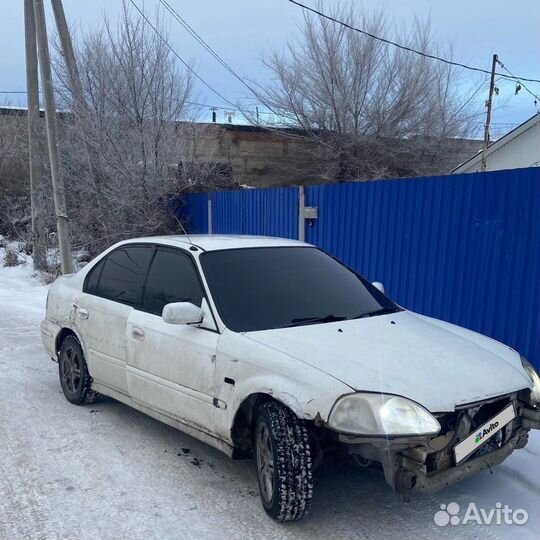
{"left": 230, "top": 391, "right": 306, "bottom": 459}
{"left": 55, "top": 326, "right": 85, "bottom": 359}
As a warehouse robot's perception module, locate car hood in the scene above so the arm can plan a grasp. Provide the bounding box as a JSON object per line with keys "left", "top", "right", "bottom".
{"left": 244, "top": 311, "right": 531, "bottom": 412}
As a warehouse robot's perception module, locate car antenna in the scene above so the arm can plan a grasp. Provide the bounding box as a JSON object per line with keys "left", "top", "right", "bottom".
{"left": 174, "top": 215, "right": 193, "bottom": 245}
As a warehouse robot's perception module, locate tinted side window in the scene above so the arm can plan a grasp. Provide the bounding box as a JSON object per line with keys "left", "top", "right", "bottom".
{"left": 85, "top": 258, "right": 105, "bottom": 294}
{"left": 97, "top": 247, "right": 152, "bottom": 305}
{"left": 142, "top": 249, "right": 203, "bottom": 315}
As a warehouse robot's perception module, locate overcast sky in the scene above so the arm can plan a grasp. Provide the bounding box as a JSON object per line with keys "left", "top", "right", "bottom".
{"left": 1, "top": 0, "right": 539, "bottom": 135}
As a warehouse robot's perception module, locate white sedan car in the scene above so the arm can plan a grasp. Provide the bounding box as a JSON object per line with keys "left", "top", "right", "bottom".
{"left": 41, "top": 235, "right": 540, "bottom": 521}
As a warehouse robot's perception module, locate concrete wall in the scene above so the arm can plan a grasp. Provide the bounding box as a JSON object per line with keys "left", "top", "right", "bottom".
{"left": 190, "top": 123, "right": 483, "bottom": 188}
{"left": 189, "top": 124, "right": 317, "bottom": 188}
{"left": 0, "top": 111, "right": 29, "bottom": 196}
{"left": 0, "top": 108, "right": 487, "bottom": 190}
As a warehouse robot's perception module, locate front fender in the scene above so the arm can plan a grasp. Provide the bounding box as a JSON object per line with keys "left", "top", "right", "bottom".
{"left": 214, "top": 330, "right": 351, "bottom": 442}
{"left": 231, "top": 373, "right": 331, "bottom": 421}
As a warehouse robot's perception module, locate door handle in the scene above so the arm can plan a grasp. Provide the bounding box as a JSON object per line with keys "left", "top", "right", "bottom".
{"left": 131, "top": 326, "right": 145, "bottom": 340}
{"left": 74, "top": 304, "right": 89, "bottom": 319}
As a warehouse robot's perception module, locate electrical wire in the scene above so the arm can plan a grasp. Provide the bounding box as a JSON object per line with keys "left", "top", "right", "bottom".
{"left": 497, "top": 60, "right": 540, "bottom": 103}
{"left": 158, "top": 0, "right": 259, "bottom": 97}
{"left": 157, "top": 0, "right": 276, "bottom": 120}
{"left": 5, "top": 2, "right": 265, "bottom": 118}
{"left": 0, "top": 92, "right": 274, "bottom": 118}
{"left": 287, "top": 0, "right": 540, "bottom": 85}
{"left": 127, "top": 0, "right": 236, "bottom": 108}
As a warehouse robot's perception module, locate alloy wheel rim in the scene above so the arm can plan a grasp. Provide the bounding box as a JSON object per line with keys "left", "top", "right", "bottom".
{"left": 256, "top": 422, "right": 274, "bottom": 503}
{"left": 61, "top": 346, "right": 82, "bottom": 394}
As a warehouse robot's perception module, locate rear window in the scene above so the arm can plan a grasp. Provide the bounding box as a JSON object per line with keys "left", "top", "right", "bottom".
{"left": 85, "top": 246, "right": 152, "bottom": 305}
{"left": 85, "top": 258, "right": 104, "bottom": 295}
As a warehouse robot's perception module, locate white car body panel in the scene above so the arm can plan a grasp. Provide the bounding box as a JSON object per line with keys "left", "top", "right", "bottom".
{"left": 212, "top": 329, "right": 351, "bottom": 441}
{"left": 126, "top": 308, "right": 219, "bottom": 434}
{"left": 41, "top": 235, "right": 534, "bottom": 457}
{"left": 75, "top": 292, "right": 133, "bottom": 394}
{"left": 245, "top": 310, "right": 531, "bottom": 412}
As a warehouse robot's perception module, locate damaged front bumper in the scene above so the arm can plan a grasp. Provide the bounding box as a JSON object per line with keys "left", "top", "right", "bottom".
{"left": 412, "top": 429, "right": 523, "bottom": 494}
{"left": 339, "top": 393, "right": 540, "bottom": 496}
{"left": 521, "top": 405, "right": 540, "bottom": 429}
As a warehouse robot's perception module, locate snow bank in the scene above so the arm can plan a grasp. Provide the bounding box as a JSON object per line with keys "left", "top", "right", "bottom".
{"left": 0, "top": 244, "right": 49, "bottom": 319}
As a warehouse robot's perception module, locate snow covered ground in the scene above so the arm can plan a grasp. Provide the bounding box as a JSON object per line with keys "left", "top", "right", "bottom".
{"left": 0, "top": 256, "right": 538, "bottom": 540}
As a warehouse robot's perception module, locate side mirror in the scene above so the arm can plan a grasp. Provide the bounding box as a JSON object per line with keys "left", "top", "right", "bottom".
{"left": 162, "top": 302, "right": 203, "bottom": 325}
{"left": 372, "top": 281, "right": 385, "bottom": 294}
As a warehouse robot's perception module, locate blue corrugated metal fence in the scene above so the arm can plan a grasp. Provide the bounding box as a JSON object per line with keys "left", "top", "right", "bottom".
{"left": 211, "top": 187, "right": 299, "bottom": 238}
{"left": 182, "top": 168, "right": 540, "bottom": 368}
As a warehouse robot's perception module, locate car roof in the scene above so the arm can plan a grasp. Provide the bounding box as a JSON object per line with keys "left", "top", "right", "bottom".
{"left": 118, "top": 234, "right": 311, "bottom": 252}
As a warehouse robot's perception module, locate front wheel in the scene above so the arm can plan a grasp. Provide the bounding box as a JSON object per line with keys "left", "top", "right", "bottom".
{"left": 255, "top": 401, "right": 314, "bottom": 521}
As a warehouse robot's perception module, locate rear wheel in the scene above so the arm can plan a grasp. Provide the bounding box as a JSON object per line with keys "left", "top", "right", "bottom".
{"left": 255, "top": 401, "right": 313, "bottom": 521}
{"left": 58, "top": 335, "right": 97, "bottom": 404}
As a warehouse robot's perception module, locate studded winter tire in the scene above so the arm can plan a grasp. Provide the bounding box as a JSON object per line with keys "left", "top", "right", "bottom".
{"left": 254, "top": 401, "right": 314, "bottom": 521}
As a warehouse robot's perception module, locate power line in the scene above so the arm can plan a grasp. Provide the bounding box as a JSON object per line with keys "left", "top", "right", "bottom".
{"left": 158, "top": 0, "right": 260, "bottom": 98}
{"left": 497, "top": 60, "right": 540, "bottom": 103}
{"left": 0, "top": 90, "right": 274, "bottom": 117}
{"left": 287, "top": 0, "right": 540, "bottom": 85}
{"left": 128, "top": 0, "right": 236, "bottom": 108}
{"left": 157, "top": 0, "right": 275, "bottom": 121}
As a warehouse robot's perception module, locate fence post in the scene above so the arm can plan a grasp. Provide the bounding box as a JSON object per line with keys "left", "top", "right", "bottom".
{"left": 207, "top": 195, "right": 213, "bottom": 234}
{"left": 298, "top": 185, "right": 305, "bottom": 241}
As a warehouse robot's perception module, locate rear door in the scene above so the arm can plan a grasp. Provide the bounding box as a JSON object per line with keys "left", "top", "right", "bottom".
{"left": 126, "top": 247, "right": 219, "bottom": 432}
{"left": 75, "top": 245, "right": 152, "bottom": 395}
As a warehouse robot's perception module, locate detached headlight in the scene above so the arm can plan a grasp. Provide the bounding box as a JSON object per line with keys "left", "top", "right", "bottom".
{"left": 328, "top": 393, "right": 440, "bottom": 436}
{"left": 521, "top": 357, "right": 540, "bottom": 405}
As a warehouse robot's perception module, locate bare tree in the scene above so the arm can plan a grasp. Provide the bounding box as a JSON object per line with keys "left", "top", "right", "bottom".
{"left": 0, "top": 105, "right": 58, "bottom": 264}
{"left": 0, "top": 109, "right": 32, "bottom": 240}
{"left": 0, "top": 111, "right": 28, "bottom": 194}
{"left": 53, "top": 2, "right": 225, "bottom": 255}
{"left": 255, "top": 3, "right": 483, "bottom": 181}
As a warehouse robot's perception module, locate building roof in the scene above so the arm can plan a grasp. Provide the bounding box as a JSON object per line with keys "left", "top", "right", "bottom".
{"left": 452, "top": 113, "right": 540, "bottom": 173}
{"left": 120, "top": 234, "right": 308, "bottom": 252}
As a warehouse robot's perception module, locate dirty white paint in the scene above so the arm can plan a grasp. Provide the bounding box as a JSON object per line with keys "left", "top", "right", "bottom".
{"left": 246, "top": 311, "right": 531, "bottom": 412}
{"left": 1, "top": 249, "right": 539, "bottom": 539}
{"left": 43, "top": 235, "right": 532, "bottom": 454}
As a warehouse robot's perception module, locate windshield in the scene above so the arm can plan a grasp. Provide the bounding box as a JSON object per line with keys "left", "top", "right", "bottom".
{"left": 201, "top": 246, "right": 400, "bottom": 332}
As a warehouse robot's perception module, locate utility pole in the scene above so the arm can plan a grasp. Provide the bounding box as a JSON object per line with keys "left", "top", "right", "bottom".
{"left": 33, "top": 0, "right": 73, "bottom": 273}
{"left": 50, "top": 0, "right": 83, "bottom": 108}
{"left": 481, "top": 54, "right": 498, "bottom": 172}
{"left": 51, "top": 0, "right": 110, "bottom": 247}
{"left": 23, "top": 0, "right": 47, "bottom": 271}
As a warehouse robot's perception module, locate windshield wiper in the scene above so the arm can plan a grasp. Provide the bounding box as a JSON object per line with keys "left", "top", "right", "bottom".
{"left": 353, "top": 306, "right": 402, "bottom": 319}
{"left": 280, "top": 314, "right": 347, "bottom": 328}
{"left": 279, "top": 307, "right": 401, "bottom": 328}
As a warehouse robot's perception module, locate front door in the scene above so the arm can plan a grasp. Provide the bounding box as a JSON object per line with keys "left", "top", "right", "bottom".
{"left": 126, "top": 247, "right": 219, "bottom": 432}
